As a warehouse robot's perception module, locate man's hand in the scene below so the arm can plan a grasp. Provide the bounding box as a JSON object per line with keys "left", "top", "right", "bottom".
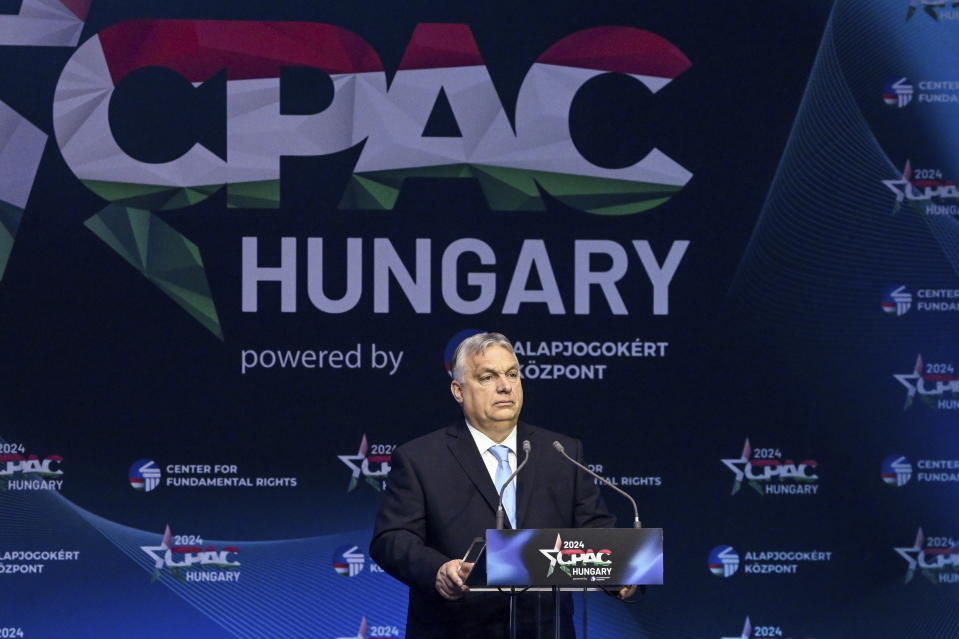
{"left": 435, "top": 559, "right": 472, "bottom": 600}
{"left": 617, "top": 584, "right": 638, "bottom": 599}
{"left": 603, "top": 584, "right": 638, "bottom": 599}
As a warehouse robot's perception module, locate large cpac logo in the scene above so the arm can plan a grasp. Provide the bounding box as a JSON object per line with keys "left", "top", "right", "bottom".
{"left": 52, "top": 21, "right": 692, "bottom": 215}
{"left": 0, "top": 11, "right": 693, "bottom": 337}
{"left": 1, "top": 15, "right": 693, "bottom": 222}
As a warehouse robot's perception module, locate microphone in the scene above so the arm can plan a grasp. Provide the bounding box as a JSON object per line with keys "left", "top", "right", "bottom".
{"left": 496, "top": 440, "right": 531, "bottom": 530}
{"left": 552, "top": 440, "right": 642, "bottom": 528}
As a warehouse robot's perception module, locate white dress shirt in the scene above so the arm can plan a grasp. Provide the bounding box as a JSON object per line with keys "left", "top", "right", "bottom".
{"left": 465, "top": 421, "right": 518, "bottom": 490}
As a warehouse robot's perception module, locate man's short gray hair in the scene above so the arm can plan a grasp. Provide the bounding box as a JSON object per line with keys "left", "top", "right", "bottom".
{"left": 451, "top": 332, "right": 516, "bottom": 382}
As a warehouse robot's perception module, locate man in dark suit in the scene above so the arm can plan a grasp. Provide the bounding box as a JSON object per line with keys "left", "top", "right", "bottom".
{"left": 370, "top": 332, "right": 634, "bottom": 638}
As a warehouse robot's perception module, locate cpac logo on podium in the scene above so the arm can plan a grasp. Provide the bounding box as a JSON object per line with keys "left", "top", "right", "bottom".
{"left": 539, "top": 534, "right": 614, "bottom": 581}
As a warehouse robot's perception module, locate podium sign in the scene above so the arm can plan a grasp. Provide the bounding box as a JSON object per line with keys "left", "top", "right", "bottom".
{"left": 485, "top": 528, "right": 663, "bottom": 587}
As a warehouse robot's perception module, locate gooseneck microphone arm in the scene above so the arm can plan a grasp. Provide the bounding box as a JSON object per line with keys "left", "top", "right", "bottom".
{"left": 496, "top": 439, "right": 531, "bottom": 530}
{"left": 552, "top": 440, "right": 642, "bottom": 528}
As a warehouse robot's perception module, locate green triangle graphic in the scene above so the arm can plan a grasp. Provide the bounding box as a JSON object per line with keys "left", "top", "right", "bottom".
{"left": 84, "top": 205, "right": 223, "bottom": 339}
{"left": 0, "top": 200, "right": 24, "bottom": 281}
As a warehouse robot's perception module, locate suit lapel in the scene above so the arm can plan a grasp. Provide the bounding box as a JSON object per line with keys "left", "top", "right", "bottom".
{"left": 445, "top": 423, "right": 501, "bottom": 515}
{"left": 515, "top": 421, "right": 538, "bottom": 529}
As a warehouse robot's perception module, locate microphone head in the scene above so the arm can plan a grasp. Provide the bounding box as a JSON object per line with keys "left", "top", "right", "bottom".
{"left": 552, "top": 440, "right": 565, "bottom": 453}
{"left": 522, "top": 440, "right": 531, "bottom": 453}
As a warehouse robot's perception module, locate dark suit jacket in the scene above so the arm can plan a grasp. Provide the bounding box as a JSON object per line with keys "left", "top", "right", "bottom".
{"left": 370, "top": 421, "right": 615, "bottom": 639}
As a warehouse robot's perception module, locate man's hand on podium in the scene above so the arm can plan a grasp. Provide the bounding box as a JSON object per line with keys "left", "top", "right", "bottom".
{"left": 435, "top": 559, "right": 473, "bottom": 600}
{"left": 607, "top": 584, "right": 638, "bottom": 600}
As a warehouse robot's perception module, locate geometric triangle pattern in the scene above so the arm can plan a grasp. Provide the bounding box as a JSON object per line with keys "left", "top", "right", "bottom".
{"left": 84, "top": 205, "right": 223, "bottom": 339}
{"left": 396, "top": 23, "right": 486, "bottom": 71}
{"left": 55, "top": 20, "right": 388, "bottom": 210}
{"left": 0, "top": 98, "right": 47, "bottom": 281}
{"left": 536, "top": 26, "right": 693, "bottom": 77}
{"left": 348, "top": 25, "right": 693, "bottom": 214}
{"left": 340, "top": 163, "right": 682, "bottom": 215}
{"left": 80, "top": 180, "right": 225, "bottom": 212}
{"left": 0, "top": 0, "right": 90, "bottom": 47}
{"left": 97, "top": 19, "right": 384, "bottom": 83}
{"left": 0, "top": 200, "right": 23, "bottom": 281}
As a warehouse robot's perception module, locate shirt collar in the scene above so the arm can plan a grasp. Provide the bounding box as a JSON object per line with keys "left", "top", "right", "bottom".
{"left": 465, "top": 420, "right": 518, "bottom": 454}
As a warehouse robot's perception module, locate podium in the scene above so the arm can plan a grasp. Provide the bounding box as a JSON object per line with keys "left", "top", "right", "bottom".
{"left": 471, "top": 528, "right": 663, "bottom": 639}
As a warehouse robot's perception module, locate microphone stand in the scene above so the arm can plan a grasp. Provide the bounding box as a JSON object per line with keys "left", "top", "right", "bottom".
{"left": 495, "top": 440, "right": 530, "bottom": 639}
{"left": 551, "top": 440, "right": 642, "bottom": 528}
{"left": 552, "top": 440, "right": 642, "bottom": 639}
{"left": 496, "top": 440, "right": 531, "bottom": 530}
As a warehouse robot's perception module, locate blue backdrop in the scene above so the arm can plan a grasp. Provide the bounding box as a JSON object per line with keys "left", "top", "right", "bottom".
{"left": 1, "top": 1, "right": 957, "bottom": 638}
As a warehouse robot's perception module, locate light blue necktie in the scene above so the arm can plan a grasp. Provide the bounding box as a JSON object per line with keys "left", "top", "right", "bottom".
{"left": 490, "top": 444, "right": 516, "bottom": 527}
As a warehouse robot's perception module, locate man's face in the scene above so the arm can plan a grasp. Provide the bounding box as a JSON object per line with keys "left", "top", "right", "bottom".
{"left": 451, "top": 345, "right": 524, "bottom": 436}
